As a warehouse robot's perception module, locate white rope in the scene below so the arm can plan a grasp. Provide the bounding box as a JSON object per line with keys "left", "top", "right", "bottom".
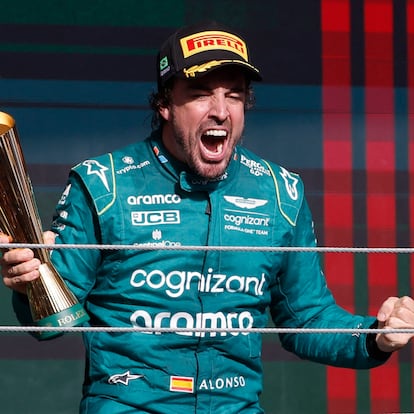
{"left": 1, "top": 242, "right": 413, "bottom": 336}
{"left": 1, "top": 242, "right": 414, "bottom": 253}
{"left": 1, "top": 326, "right": 414, "bottom": 334}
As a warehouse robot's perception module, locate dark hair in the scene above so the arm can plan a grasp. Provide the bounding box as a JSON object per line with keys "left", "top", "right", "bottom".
{"left": 149, "top": 79, "right": 256, "bottom": 131}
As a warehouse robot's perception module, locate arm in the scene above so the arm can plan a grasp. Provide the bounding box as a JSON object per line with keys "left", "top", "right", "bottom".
{"left": 269, "top": 199, "right": 400, "bottom": 369}
{"left": 48, "top": 173, "right": 101, "bottom": 303}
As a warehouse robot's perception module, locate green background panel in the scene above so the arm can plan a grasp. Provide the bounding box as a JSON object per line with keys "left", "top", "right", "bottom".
{"left": 0, "top": 359, "right": 84, "bottom": 414}
{"left": 261, "top": 360, "right": 326, "bottom": 414}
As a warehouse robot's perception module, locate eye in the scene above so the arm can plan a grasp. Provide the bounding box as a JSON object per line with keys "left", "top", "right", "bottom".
{"left": 194, "top": 92, "right": 209, "bottom": 98}
{"left": 227, "top": 92, "right": 245, "bottom": 102}
{"left": 190, "top": 90, "right": 210, "bottom": 100}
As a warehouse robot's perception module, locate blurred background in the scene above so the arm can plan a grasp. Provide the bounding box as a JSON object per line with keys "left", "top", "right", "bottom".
{"left": 0, "top": 0, "right": 413, "bottom": 413}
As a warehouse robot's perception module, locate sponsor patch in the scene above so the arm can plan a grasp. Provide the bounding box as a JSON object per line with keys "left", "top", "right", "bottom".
{"left": 224, "top": 196, "right": 268, "bottom": 209}
{"left": 58, "top": 184, "right": 71, "bottom": 205}
{"left": 240, "top": 155, "right": 270, "bottom": 177}
{"left": 82, "top": 159, "right": 110, "bottom": 191}
{"left": 180, "top": 30, "right": 248, "bottom": 60}
{"left": 170, "top": 376, "right": 194, "bottom": 393}
{"left": 108, "top": 371, "right": 143, "bottom": 386}
{"left": 279, "top": 167, "right": 299, "bottom": 200}
{"left": 152, "top": 145, "right": 169, "bottom": 164}
{"left": 131, "top": 210, "right": 180, "bottom": 226}
{"left": 116, "top": 160, "right": 150, "bottom": 175}
{"left": 127, "top": 193, "right": 181, "bottom": 205}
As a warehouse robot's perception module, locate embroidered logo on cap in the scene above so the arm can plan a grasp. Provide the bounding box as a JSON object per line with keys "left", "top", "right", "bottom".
{"left": 180, "top": 30, "right": 248, "bottom": 61}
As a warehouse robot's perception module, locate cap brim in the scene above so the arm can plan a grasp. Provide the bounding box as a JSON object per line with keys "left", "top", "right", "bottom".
{"left": 181, "top": 59, "right": 262, "bottom": 82}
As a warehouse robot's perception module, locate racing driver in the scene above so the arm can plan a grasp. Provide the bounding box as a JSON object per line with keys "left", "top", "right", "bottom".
{"left": 1, "top": 21, "right": 414, "bottom": 414}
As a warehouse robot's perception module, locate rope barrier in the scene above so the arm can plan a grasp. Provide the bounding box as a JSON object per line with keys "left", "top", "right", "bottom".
{"left": 1, "top": 326, "right": 414, "bottom": 334}
{"left": 1, "top": 242, "right": 414, "bottom": 253}
{"left": 1, "top": 242, "right": 413, "bottom": 335}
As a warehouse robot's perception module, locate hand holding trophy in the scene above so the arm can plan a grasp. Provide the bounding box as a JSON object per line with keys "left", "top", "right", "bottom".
{"left": 0, "top": 111, "right": 89, "bottom": 339}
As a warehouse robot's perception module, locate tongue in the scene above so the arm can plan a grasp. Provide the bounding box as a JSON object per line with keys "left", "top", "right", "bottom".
{"left": 202, "top": 136, "right": 223, "bottom": 154}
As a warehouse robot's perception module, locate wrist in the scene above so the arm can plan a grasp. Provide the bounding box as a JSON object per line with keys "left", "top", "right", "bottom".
{"left": 366, "top": 320, "right": 392, "bottom": 360}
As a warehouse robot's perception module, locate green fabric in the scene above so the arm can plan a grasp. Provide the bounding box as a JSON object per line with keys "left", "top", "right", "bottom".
{"left": 13, "top": 132, "right": 385, "bottom": 413}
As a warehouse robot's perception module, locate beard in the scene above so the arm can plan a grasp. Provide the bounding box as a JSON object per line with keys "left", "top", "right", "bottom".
{"left": 170, "top": 120, "right": 241, "bottom": 180}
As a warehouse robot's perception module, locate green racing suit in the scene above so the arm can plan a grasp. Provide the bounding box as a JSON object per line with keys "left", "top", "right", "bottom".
{"left": 13, "top": 130, "right": 389, "bottom": 413}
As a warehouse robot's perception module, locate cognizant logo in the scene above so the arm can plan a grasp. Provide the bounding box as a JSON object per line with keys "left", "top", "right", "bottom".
{"left": 224, "top": 213, "right": 270, "bottom": 227}
{"left": 129, "top": 268, "right": 266, "bottom": 298}
{"left": 130, "top": 310, "right": 254, "bottom": 337}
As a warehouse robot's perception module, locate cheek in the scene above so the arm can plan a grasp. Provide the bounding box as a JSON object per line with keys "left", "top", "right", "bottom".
{"left": 174, "top": 109, "right": 200, "bottom": 133}
{"left": 231, "top": 111, "right": 245, "bottom": 133}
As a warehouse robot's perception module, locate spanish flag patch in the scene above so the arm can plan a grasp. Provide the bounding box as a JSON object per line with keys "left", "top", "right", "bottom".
{"left": 170, "top": 376, "right": 194, "bottom": 393}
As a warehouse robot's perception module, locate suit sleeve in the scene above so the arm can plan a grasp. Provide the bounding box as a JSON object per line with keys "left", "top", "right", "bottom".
{"left": 49, "top": 172, "right": 101, "bottom": 304}
{"left": 269, "top": 198, "right": 389, "bottom": 369}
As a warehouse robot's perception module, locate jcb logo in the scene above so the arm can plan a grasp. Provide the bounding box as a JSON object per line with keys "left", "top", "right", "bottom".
{"left": 131, "top": 210, "right": 180, "bottom": 226}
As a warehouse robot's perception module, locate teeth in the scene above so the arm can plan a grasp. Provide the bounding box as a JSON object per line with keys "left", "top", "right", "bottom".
{"left": 205, "top": 130, "right": 227, "bottom": 137}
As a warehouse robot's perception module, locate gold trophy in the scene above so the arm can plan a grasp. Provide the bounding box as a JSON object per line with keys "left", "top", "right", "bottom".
{"left": 0, "top": 111, "right": 89, "bottom": 339}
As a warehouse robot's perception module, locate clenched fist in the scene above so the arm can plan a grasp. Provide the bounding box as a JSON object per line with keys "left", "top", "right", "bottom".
{"left": 0, "top": 231, "right": 56, "bottom": 294}
{"left": 376, "top": 296, "right": 414, "bottom": 352}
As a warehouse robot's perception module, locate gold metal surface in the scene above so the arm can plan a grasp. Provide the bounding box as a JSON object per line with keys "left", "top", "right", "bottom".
{"left": 0, "top": 111, "right": 89, "bottom": 331}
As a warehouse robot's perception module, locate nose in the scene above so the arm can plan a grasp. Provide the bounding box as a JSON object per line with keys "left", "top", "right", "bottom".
{"left": 209, "top": 94, "right": 229, "bottom": 122}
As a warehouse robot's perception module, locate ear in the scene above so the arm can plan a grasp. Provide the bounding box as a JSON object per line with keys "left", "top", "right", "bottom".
{"left": 159, "top": 105, "right": 170, "bottom": 122}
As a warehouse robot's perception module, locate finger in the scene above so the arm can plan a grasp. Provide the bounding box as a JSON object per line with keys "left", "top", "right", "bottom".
{"left": 43, "top": 231, "right": 57, "bottom": 245}
{"left": 0, "top": 233, "right": 12, "bottom": 254}
{"left": 388, "top": 299, "right": 414, "bottom": 330}
{"left": 380, "top": 297, "right": 414, "bottom": 328}
{"left": 6, "top": 258, "right": 41, "bottom": 279}
{"left": 2, "top": 248, "right": 35, "bottom": 265}
{"left": 397, "top": 296, "right": 414, "bottom": 314}
{"left": 377, "top": 296, "right": 399, "bottom": 322}
{"left": 0, "top": 233, "right": 12, "bottom": 243}
{"left": 376, "top": 328, "right": 413, "bottom": 352}
{"left": 3, "top": 270, "right": 39, "bottom": 294}
{"left": 4, "top": 269, "right": 39, "bottom": 284}
{"left": 3, "top": 276, "right": 29, "bottom": 294}
{"left": 2, "top": 258, "right": 41, "bottom": 294}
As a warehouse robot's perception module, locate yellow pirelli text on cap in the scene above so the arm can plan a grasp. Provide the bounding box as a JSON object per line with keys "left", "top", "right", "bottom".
{"left": 170, "top": 376, "right": 194, "bottom": 393}
{"left": 180, "top": 30, "right": 248, "bottom": 61}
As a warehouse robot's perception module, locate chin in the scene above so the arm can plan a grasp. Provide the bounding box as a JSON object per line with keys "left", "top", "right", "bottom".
{"left": 199, "top": 165, "right": 227, "bottom": 180}
{"left": 192, "top": 156, "right": 230, "bottom": 179}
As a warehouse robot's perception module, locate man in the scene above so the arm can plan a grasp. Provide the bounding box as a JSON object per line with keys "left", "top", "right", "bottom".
{"left": 1, "top": 21, "right": 414, "bottom": 414}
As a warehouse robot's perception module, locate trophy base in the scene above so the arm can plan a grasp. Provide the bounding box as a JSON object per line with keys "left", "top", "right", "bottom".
{"left": 35, "top": 303, "right": 90, "bottom": 340}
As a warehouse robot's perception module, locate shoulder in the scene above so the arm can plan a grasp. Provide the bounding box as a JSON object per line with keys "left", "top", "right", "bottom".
{"left": 237, "top": 146, "right": 304, "bottom": 226}
{"left": 73, "top": 140, "right": 149, "bottom": 172}
{"left": 70, "top": 139, "right": 151, "bottom": 215}
{"left": 71, "top": 139, "right": 152, "bottom": 186}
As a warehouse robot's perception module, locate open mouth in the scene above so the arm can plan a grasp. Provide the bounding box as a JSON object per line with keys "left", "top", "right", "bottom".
{"left": 201, "top": 129, "right": 227, "bottom": 160}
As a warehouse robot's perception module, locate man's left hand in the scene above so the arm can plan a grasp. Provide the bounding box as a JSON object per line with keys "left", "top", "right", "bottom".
{"left": 376, "top": 296, "right": 414, "bottom": 353}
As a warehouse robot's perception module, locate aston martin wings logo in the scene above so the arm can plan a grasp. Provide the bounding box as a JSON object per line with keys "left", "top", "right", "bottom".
{"left": 108, "top": 371, "right": 144, "bottom": 386}
{"left": 82, "top": 159, "right": 110, "bottom": 192}
{"left": 224, "top": 196, "right": 268, "bottom": 209}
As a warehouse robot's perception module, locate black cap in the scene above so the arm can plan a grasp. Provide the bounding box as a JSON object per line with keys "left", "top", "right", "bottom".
{"left": 157, "top": 21, "right": 262, "bottom": 88}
